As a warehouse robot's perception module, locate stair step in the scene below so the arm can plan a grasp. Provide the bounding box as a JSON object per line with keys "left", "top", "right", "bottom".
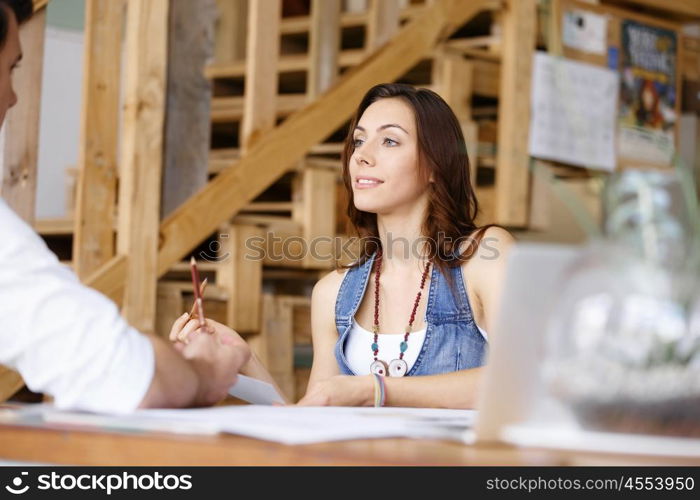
{"left": 206, "top": 49, "right": 365, "bottom": 79}
{"left": 278, "top": 4, "right": 426, "bottom": 35}
{"left": 168, "top": 261, "right": 221, "bottom": 274}
{"left": 34, "top": 217, "right": 74, "bottom": 236}
{"left": 208, "top": 144, "right": 344, "bottom": 174}
{"left": 211, "top": 94, "right": 307, "bottom": 123}
{"left": 158, "top": 279, "right": 230, "bottom": 301}
{"left": 232, "top": 214, "right": 301, "bottom": 232}
{"left": 240, "top": 202, "right": 294, "bottom": 213}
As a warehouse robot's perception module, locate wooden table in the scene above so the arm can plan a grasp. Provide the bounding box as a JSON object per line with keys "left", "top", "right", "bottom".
{"left": 0, "top": 424, "right": 698, "bottom": 466}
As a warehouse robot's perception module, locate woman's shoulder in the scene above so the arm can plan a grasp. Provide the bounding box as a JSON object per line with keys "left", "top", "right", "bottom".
{"left": 460, "top": 226, "right": 515, "bottom": 266}
{"left": 312, "top": 267, "right": 348, "bottom": 304}
{"left": 459, "top": 226, "right": 515, "bottom": 287}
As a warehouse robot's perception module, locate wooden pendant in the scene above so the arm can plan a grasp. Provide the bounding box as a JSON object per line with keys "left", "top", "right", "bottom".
{"left": 388, "top": 358, "right": 408, "bottom": 377}
{"left": 370, "top": 359, "right": 388, "bottom": 376}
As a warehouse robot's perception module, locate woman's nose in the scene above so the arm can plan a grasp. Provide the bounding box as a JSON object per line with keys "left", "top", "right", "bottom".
{"left": 356, "top": 154, "right": 370, "bottom": 165}
{"left": 355, "top": 147, "right": 374, "bottom": 166}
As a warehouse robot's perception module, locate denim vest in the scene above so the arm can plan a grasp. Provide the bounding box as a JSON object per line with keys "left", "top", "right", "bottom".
{"left": 334, "top": 252, "right": 487, "bottom": 376}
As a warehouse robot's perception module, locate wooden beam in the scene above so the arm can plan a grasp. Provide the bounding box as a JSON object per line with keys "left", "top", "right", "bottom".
{"left": 72, "top": 0, "right": 124, "bottom": 280}
{"left": 161, "top": 0, "right": 215, "bottom": 218}
{"left": 547, "top": 0, "right": 564, "bottom": 56}
{"left": 215, "top": 0, "right": 277, "bottom": 339}
{"left": 432, "top": 50, "right": 478, "bottom": 181}
{"left": 474, "top": 185, "right": 496, "bottom": 225}
{"left": 307, "top": 0, "right": 340, "bottom": 99}
{"left": 299, "top": 0, "right": 342, "bottom": 268}
{"left": 0, "top": 9, "right": 45, "bottom": 225}
{"left": 259, "top": 294, "right": 295, "bottom": 400}
{"left": 216, "top": 223, "right": 264, "bottom": 332}
{"left": 32, "top": 0, "right": 49, "bottom": 11}
{"left": 85, "top": 254, "right": 127, "bottom": 306}
{"left": 366, "top": 0, "right": 400, "bottom": 50}
{"left": 211, "top": 94, "right": 306, "bottom": 122}
{"left": 155, "top": 283, "right": 184, "bottom": 339}
{"left": 0, "top": 9, "right": 46, "bottom": 402}
{"left": 603, "top": 0, "right": 700, "bottom": 19}
{"left": 292, "top": 164, "right": 337, "bottom": 268}
{"left": 206, "top": 49, "right": 365, "bottom": 79}
{"left": 34, "top": 217, "right": 74, "bottom": 235}
{"left": 214, "top": 0, "right": 247, "bottom": 63}
{"left": 0, "top": 368, "right": 22, "bottom": 403}
{"left": 278, "top": 3, "right": 425, "bottom": 35}
{"left": 471, "top": 58, "right": 500, "bottom": 97}
{"left": 241, "top": 0, "right": 280, "bottom": 152}
{"left": 117, "top": 0, "right": 169, "bottom": 335}
{"left": 432, "top": 51, "right": 473, "bottom": 121}
{"left": 682, "top": 35, "right": 700, "bottom": 81}
{"left": 495, "top": 0, "right": 536, "bottom": 226}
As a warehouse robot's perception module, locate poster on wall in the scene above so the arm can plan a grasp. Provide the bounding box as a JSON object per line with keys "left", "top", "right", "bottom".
{"left": 618, "top": 20, "right": 678, "bottom": 166}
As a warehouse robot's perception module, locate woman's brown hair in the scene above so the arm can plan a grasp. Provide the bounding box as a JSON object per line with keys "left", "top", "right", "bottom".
{"left": 340, "top": 83, "right": 497, "bottom": 286}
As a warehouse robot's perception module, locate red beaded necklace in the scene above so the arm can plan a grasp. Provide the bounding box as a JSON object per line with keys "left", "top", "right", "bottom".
{"left": 370, "top": 251, "right": 431, "bottom": 377}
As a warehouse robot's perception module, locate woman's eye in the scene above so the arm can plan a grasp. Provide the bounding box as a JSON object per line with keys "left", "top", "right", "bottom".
{"left": 353, "top": 138, "right": 364, "bottom": 147}
{"left": 383, "top": 138, "right": 398, "bottom": 146}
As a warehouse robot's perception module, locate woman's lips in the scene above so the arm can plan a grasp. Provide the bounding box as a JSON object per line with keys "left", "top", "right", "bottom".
{"left": 354, "top": 177, "right": 384, "bottom": 189}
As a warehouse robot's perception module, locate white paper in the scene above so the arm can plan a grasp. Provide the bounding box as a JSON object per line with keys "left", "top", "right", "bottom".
{"left": 528, "top": 52, "right": 619, "bottom": 171}
{"left": 228, "top": 375, "right": 286, "bottom": 405}
{"left": 21, "top": 404, "right": 476, "bottom": 445}
{"left": 618, "top": 126, "right": 675, "bottom": 166}
{"left": 137, "top": 406, "right": 477, "bottom": 445}
{"left": 563, "top": 10, "right": 608, "bottom": 55}
{"left": 41, "top": 410, "right": 220, "bottom": 435}
{"left": 503, "top": 422, "right": 700, "bottom": 458}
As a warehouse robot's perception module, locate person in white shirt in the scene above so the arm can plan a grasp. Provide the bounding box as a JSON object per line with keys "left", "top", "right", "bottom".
{"left": 0, "top": 0, "right": 250, "bottom": 413}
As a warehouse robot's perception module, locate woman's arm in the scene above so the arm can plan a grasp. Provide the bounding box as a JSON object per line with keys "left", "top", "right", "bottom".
{"left": 382, "top": 368, "right": 483, "bottom": 408}
{"left": 298, "top": 368, "right": 484, "bottom": 408}
{"left": 299, "top": 270, "right": 345, "bottom": 398}
{"left": 462, "top": 226, "right": 516, "bottom": 334}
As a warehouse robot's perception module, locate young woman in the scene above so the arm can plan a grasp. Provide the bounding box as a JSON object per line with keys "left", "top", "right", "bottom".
{"left": 171, "top": 83, "right": 514, "bottom": 409}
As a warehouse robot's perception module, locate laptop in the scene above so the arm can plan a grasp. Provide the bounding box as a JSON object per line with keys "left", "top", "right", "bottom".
{"left": 468, "top": 243, "right": 700, "bottom": 458}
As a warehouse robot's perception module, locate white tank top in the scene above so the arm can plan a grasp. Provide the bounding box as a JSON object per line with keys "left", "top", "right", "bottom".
{"left": 344, "top": 319, "right": 428, "bottom": 376}
{"left": 344, "top": 318, "right": 489, "bottom": 376}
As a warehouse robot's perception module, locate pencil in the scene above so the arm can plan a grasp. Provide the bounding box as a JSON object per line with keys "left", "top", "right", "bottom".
{"left": 188, "top": 278, "right": 208, "bottom": 318}
{"left": 189, "top": 256, "right": 207, "bottom": 330}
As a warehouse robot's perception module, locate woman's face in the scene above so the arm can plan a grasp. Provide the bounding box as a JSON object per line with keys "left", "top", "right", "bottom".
{"left": 349, "top": 97, "right": 429, "bottom": 215}
{"left": 642, "top": 85, "right": 655, "bottom": 110}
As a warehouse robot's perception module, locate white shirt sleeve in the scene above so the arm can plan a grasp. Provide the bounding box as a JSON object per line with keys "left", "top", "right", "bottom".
{"left": 0, "top": 199, "right": 154, "bottom": 414}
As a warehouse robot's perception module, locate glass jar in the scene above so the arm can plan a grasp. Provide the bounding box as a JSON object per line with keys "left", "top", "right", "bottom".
{"left": 544, "top": 169, "right": 700, "bottom": 437}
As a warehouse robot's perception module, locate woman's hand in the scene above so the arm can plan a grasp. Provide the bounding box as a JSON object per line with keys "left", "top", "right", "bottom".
{"left": 169, "top": 314, "right": 251, "bottom": 405}
{"left": 296, "top": 375, "right": 374, "bottom": 407}
{"left": 166, "top": 314, "right": 251, "bottom": 406}
{"left": 169, "top": 315, "right": 245, "bottom": 349}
